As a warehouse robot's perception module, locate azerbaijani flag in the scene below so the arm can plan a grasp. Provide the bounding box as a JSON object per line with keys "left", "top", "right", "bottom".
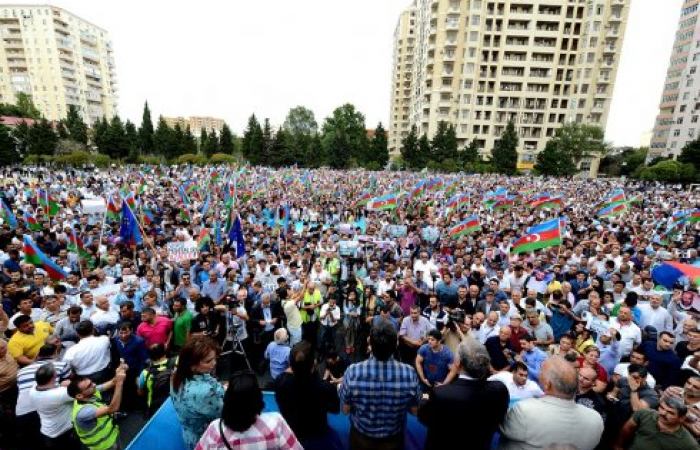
{"left": 367, "top": 194, "right": 398, "bottom": 211}
{"left": 24, "top": 211, "right": 42, "bottom": 231}
{"left": 449, "top": 216, "right": 480, "bottom": 239}
{"left": 23, "top": 235, "right": 66, "bottom": 280}
{"left": 106, "top": 195, "right": 121, "bottom": 221}
{"left": 598, "top": 203, "right": 627, "bottom": 218}
{"left": 137, "top": 178, "right": 147, "bottom": 195}
{"left": 599, "top": 189, "right": 626, "bottom": 208}
{"left": 685, "top": 209, "right": 700, "bottom": 223}
{"left": 512, "top": 224, "right": 562, "bottom": 254}
{"left": 0, "top": 198, "right": 17, "bottom": 229}
{"left": 446, "top": 193, "right": 469, "bottom": 209}
{"left": 142, "top": 207, "right": 155, "bottom": 225}
{"left": 68, "top": 228, "right": 90, "bottom": 259}
{"left": 658, "top": 262, "right": 700, "bottom": 286}
{"left": 527, "top": 218, "right": 561, "bottom": 234}
{"left": 196, "top": 228, "right": 210, "bottom": 250}
{"left": 354, "top": 191, "right": 372, "bottom": 208}
{"left": 531, "top": 196, "right": 563, "bottom": 210}
{"left": 427, "top": 179, "right": 444, "bottom": 192}
{"left": 38, "top": 190, "right": 60, "bottom": 217}
{"left": 492, "top": 197, "right": 516, "bottom": 210}
{"left": 410, "top": 181, "right": 426, "bottom": 199}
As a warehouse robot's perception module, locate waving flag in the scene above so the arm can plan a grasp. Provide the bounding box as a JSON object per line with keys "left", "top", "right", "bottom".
{"left": 68, "top": 228, "right": 90, "bottom": 259}
{"left": 353, "top": 191, "right": 372, "bottom": 208}
{"left": 685, "top": 209, "right": 700, "bottom": 223}
{"left": 228, "top": 214, "right": 246, "bottom": 258}
{"left": 214, "top": 219, "right": 222, "bottom": 247}
{"left": 106, "top": 195, "right": 121, "bottom": 221}
{"left": 119, "top": 200, "right": 143, "bottom": 246}
{"left": 599, "top": 189, "right": 626, "bottom": 209}
{"left": 142, "top": 207, "right": 155, "bottom": 226}
{"left": 23, "top": 236, "right": 66, "bottom": 280}
{"left": 531, "top": 195, "right": 563, "bottom": 210}
{"left": 24, "top": 211, "right": 42, "bottom": 232}
{"left": 512, "top": 223, "right": 562, "bottom": 254}
{"left": 200, "top": 194, "right": 211, "bottom": 218}
{"left": 367, "top": 194, "right": 398, "bottom": 211}
{"left": 446, "top": 193, "right": 469, "bottom": 209}
{"left": 38, "top": 190, "right": 60, "bottom": 217}
{"left": 527, "top": 218, "right": 561, "bottom": 234}
{"left": 0, "top": 198, "right": 17, "bottom": 229}
{"left": 196, "top": 228, "right": 210, "bottom": 250}
{"left": 449, "top": 216, "right": 480, "bottom": 239}
{"left": 598, "top": 203, "right": 627, "bottom": 218}
{"left": 492, "top": 197, "right": 516, "bottom": 210}
{"left": 409, "top": 180, "right": 426, "bottom": 199}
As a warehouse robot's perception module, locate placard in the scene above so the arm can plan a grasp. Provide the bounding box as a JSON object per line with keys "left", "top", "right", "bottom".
{"left": 386, "top": 225, "right": 407, "bottom": 238}
{"left": 81, "top": 198, "right": 107, "bottom": 214}
{"left": 167, "top": 241, "right": 199, "bottom": 263}
{"left": 91, "top": 284, "right": 122, "bottom": 305}
{"left": 339, "top": 240, "right": 360, "bottom": 256}
{"left": 582, "top": 311, "right": 611, "bottom": 335}
{"left": 422, "top": 227, "right": 440, "bottom": 242}
{"left": 337, "top": 223, "right": 355, "bottom": 234}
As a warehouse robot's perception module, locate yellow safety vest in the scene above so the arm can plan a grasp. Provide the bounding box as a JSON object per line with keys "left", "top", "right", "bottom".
{"left": 71, "top": 391, "right": 119, "bottom": 450}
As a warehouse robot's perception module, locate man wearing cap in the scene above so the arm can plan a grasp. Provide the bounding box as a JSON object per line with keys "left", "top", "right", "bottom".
{"left": 114, "top": 284, "right": 143, "bottom": 312}
{"left": 508, "top": 314, "right": 528, "bottom": 353}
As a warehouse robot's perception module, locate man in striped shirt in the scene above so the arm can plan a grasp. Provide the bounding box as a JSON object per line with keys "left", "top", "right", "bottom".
{"left": 15, "top": 343, "right": 71, "bottom": 450}
{"left": 339, "top": 321, "right": 421, "bottom": 450}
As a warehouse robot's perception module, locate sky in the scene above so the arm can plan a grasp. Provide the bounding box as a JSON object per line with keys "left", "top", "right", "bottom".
{"left": 9, "top": 0, "right": 683, "bottom": 146}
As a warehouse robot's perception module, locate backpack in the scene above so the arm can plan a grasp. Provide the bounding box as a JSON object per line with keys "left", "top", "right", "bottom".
{"left": 146, "top": 358, "right": 176, "bottom": 417}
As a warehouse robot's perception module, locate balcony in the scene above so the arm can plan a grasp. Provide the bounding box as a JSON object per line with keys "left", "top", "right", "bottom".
{"left": 82, "top": 48, "right": 100, "bottom": 62}
{"left": 66, "top": 94, "right": 81, "bottom": 105}
{"left": 444, "top": 39, "right": 457, "bottom": 47}
{"left": 56, "top": 38, "right": 73, "bottom": 51}
{"left": 3, "top": 38, "right": 23, "bottom": 49}
{"left": 80, "top": 32, "right": 97, "bottom": 46}
{"left": 445, "top": 21, "right": 459, "bottom": 30}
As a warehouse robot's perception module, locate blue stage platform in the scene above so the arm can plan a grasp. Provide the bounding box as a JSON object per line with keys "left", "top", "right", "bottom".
{"left": 126, "top": 393, "right": 428, "bottom": 450}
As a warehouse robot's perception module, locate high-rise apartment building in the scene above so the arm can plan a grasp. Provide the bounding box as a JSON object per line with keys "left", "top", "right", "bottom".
{"left": 650, "top": 0, "right": 700, "bottom": 159}
{"left": 0, "top": 5, "right": 117, "bottom": 125}
{"left": 389, "top": 0, "right": 630, "bottom": 174}
{"left": 163, "top": 116, "right": 225, "bottom": 135}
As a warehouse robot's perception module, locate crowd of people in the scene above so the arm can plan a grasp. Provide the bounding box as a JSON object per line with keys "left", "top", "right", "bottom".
{"left": 0, "top": 165, "right": 698, "bottom": 450}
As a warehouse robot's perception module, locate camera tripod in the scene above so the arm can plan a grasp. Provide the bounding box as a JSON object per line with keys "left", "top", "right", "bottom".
{"left": 221, "top": 328, "right": 252, "bottom": 372}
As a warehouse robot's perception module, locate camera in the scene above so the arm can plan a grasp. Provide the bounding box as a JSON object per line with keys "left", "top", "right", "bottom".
{"left": 224, "top": 295, "right": 240, "bottom": 310}
{"left": 447, "top": 308, "right": 465, "bottom": 329}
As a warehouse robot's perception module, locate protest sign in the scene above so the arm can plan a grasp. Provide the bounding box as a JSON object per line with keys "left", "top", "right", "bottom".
{"left": 339, "top": 240, "right": 360, "bottom": 256}
{"left": 337, "top": 223, "right": 355, "bottom": 234}
{"left": 81, "top": 198, "right": 107, "bottom": 214}
{"left": 422, "top": 227, "right": 440, "bottom": 242}
{"left": 92, "top": 284, "right": 122, "bottom": 305}
{"left": 167, "top": 241, "right": 199, "bottom": 263}
{"left": 582, "top": 311, "right": 611, "bottom": 336}
{"left": 386, "top": 225, "right": 407, "bottom": 238}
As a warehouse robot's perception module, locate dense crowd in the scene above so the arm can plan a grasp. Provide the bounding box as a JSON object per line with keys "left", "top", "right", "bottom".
{"left": 0, "top": 165, "right": 699, "bottom": 450}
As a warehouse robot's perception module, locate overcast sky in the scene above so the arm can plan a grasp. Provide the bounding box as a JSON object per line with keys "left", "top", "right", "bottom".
{"left": 12, "top": 0, "right": 682, "bottom": 146}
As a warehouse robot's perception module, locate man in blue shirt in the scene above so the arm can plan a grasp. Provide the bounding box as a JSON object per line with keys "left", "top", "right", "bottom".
{"left": 264, "top": 328, "right": 291, "bottom": 380}
{"left": 416, "top": 329, "right": 457, "bottom": 389}
{"left": 518, "top": 334, "right": 548, "bottom": 382}
{"left": 339, "top": 321, "right": 421, "bottom": 450}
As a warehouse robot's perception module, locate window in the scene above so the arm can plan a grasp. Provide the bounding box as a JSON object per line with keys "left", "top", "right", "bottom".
{"left": 673, "top": 129, "right": 681, "bottom": 137}
{"left": 681, "top": 105, "right": 687, "bottom": 112}
{"left": 472, "top": 15, "right": 480, "bottom": 25}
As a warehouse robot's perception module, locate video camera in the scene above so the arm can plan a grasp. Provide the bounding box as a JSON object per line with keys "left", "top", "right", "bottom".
{"left": 224, "top": 294, "right": 240, "bottom": 310}
{"left": 446, "top": 308, "right": 465, "bottom": 330}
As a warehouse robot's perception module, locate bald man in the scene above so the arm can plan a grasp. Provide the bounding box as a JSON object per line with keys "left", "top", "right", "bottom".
{"left": 499, "top": 356, "right": 604, "bottom": 450}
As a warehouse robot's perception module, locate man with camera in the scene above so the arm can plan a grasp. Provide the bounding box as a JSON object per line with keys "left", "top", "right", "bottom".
{"left": 318, "top": 296, "right": 341, "bottom": 358}
{"left": 443, "top": 309, "right": 474, "bottom": 355}
{"left": 214, "top": 287, "right": 250, "bottom": 373}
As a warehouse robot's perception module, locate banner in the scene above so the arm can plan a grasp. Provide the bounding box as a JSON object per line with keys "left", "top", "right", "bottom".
{"left": 339, "top": 241, "right": 360, "bottom": 256}
{"left": 167, "top": 241, "right": 199, "bottom": 263}
{"left": 92, "top": 284, "right": 122, "bottom": 305}
{"left": 582, "top": 311, "right": 611, "bottom": 336}
{"left": 386, "top": 225, "right": 407, "bottom": 238}
{"left": 81, "top": 198, "right": 107, "bottom": 214}
{"left": 421, "top": 227, "right": 440, "bottom": 242}
{"left": 337, "top": 223, "right": 355, "bottom": 234}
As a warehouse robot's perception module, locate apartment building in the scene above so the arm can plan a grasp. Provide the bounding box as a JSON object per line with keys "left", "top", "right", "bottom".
{"left": 163, "top": 116, "right": 225, "bottom": 135}
{"left": 650, "top": 0, "right": 700, "bottom": 159}
{"left": 389, "top": 0, "right": 630, "bottom": 175}
{"left": 0, "top": 5, "right": 117, "bottom": 125}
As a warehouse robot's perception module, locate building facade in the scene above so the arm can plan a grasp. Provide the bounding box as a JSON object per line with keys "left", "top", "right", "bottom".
{"left": 388, "top": 0, "right": 630, "bottom": 174}
{"left": 0, "top": 5, "right": 117, "bottom": 125}
{"left": 650, "top": 0, "right": 700, "bottom": 159}
{"left": 163, "top": 116, "right": 225, "bottom": 135}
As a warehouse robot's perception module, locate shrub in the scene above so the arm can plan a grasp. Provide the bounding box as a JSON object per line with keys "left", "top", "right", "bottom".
{"left": 209, "top": 153, "right": 238, "bottom": 165}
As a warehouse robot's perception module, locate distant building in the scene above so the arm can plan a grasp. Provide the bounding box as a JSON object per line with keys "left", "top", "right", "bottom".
{"left": 650, "top": 0, "right": 700, "bottom": 159}
{"left": 163, "top": 116, "right": 225, "bottom": 135}
{"left": 0, "top": 5, "right": 118, "bottom": 125}
{"left": 0, "top": 115, "right": 36, "bottom": 128}
{"left": 366, "top": 128, "right": 388, "bottom": 140}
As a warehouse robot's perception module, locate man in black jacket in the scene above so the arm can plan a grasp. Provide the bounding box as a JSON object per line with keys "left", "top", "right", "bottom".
{"left": 249, "top": 292, "right": 284, "bottom": 374}
{"left": 418, "top": 337, "right": 510, "bottom": 450}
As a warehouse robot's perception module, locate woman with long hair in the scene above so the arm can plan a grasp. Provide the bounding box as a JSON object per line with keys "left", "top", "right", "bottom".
{"left": 171, "top": 336, "right": 225, "bottom": 449}
{"left": 196, "top": 371, "right": 302, "bottom": 450}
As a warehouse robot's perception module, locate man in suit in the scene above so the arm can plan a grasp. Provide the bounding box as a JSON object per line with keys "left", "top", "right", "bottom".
{"left": 419, "top": 337, "right": 509, "bottom": 450}
{"left": 498, "top": 355, "right": 604, "bottom": 450}
{"left": 249, "top": 292, "right": 284, "bottom": 374}
{"left": 476, "top": 290, "right": 501, "bottom": 316}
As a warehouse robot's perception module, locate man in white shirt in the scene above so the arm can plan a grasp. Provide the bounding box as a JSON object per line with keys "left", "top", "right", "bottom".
{"left": 477, "top": 311, "right": 500, "bottom": 344}
{"left": 612, "top": 347, "right": 657, "bottom": 389}
{"left": 319, "top": 297, "right": 341, "bottom": 357}
{"left": 90, "top": 296, "right": 119, "bottom": 335}
{"left": 638, "top": 293, "right": 673, "bottom": 334}
{"left": 63, "top": 321, "right": 111, "bottom": 384}
{"left": 489, "top": 362, "right": 544, "bottom": 400}
{"left": 29, "top": 362, "right": 79, "bottom": 448}
{"left": 413, "top": 251, "right": 438, "bottom": 289}
{"left": 8, "top": 297, "right": 42, "bottom": 331}
{"left": 609, "top": 306, "right": 642, "bottom": 359}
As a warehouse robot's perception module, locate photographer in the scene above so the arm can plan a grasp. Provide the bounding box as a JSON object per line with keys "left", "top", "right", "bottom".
{"left": 443, "top": 309, "right": 474, "bottom": 355}
{"left": 318, "top": 297, "right": 341, "bottom": 358}
{"left": 213, "top": 287, "right": 250, "bottom": 373}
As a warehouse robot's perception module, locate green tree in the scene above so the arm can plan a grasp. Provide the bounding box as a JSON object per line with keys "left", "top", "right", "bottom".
{"left": 678, "top": 137, "right": 700, "bottom": 170}
{"left": 124, "top": 120, "right": 140, "bottom": 163}
{"left": 321, "top": 104, "right": 368, "bottom": 169}
{"left": 430, "top": 121, "right": 458, "bottom": 163}
{"left": 139, "top": 101, "right": 155, "bottom": 155}
{"left": 199, "top": 128, "right": 208, "bottom": 154}
{"left": 0, "top": 124, "right": 17, "bottom": 165}
{"left": 241, "top": 114, "right": 263, "bottom": 165}
{"left": 27, "top": 119, "right": 58, "bottom": 156}
{"left": 184, "top": 126, "right": 198, "bottom": 156}
{"left": 65, "top": 105, "right": 88, "bottom": 144}
{"left": 283, "top": 106, "right": 318, "bottom": 167}
{"left": 491, "top": 120, "right": 519, "bottom": 175}
{"left": 270, "top": 127, "right": 289, "bottom": 167}
{"left": 369, "top": 122, "right": 389, "bottom": 168}
{"left": 102, "top": 115, "right": 128, "bottom": 160}
{"left": 462, "top": 140, "right": 479, "bottom": 165}
{"left": 400, "top": 125, "right": 420, "bottom": 169}
{"left": 203, "top": 129, "right": 219, "bottom": 158}
{"left": 15, "top": 92, "right": 41, "bottom": 119}
{"left": 91, "top": 117, "right": 110, "bottom": 155}
{"left": 11, "top": 120, "right": 29, "bottom": 154}
{"left": 640, "top": 160, "right": 696, "bottom": 182}
{"left": 534, "top": 140, "right": 577, "bottom": 176}
{"left": 152, "top": 116, "right": 173, "bottom": 158}
{"left": 55, "top": 121, "right": 70, "bottom": 140}
{"left": 550, "top": 122, "right": 610, "bottom": 167}
{"left": 261, "top": 119, "right": 274, "bottom": 166}
{"left": 417, "top": 132, "right": 432, "bottom": 169}
{"left": 219, "top": 124, "right": 235, "bottom": 155}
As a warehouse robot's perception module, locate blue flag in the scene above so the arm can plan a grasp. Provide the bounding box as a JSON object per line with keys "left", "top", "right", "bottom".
{"left": 119, "top": 200, "right": 143, "bottom": 246}
{"left": 215, "top": 219, "right": 222, "bottom": 246}
{"left": 228, "top": 214, "right": 245, "bottom": 258}
{"left": 1, "top": 198, "right": 18, "bottom": 229}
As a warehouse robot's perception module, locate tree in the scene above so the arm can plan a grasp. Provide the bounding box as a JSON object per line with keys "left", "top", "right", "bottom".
{"left": 152, "top": 116, "right": 173, "bottom": 158}
{"left": 430, "top": 121, "right": 457, "bottom": 163}
{"left": 678, "top": 137, "right": 700, "bottom": 170}
{"left": 139, "top": 101, "right": 155, "bottom": 155}
{"left": 124, "top": 120, "right": 140, "bottom": 163}
{"left": 321, "top": 104, "right": 368, "bottom": 169}
{"left": 261, "top": 119, "right": 274, "bottom": 166}
{"left": 27, "top": 119, "right": 58, "bottom": 156}
{"left": 65, "top": 105, "right": 88, "bottom": 144}
{"left": 550, "top": 122, "right": 610, "bottom": 166}
{"left": 417, "top": 133, "right": 432, "bottom": 169}
{"left": 270, "top": 127, "right": 289, "bottom": 167}
{"left": 534, "top": 140, "right": 577, "bottom": 177}
{"left": 199, "top": 128, "right": 208, "bottom": 154}
{"left": 491, "top": 120, "right": 519, "bottom": 175}
{"left": 55, "top": 121, "right": 69, "bottom": 140}
{"left": 184, "top": 126, "right": 198, "bottom": 156}
{"left": 219, "top": 124, "right": 235, "bottom": 155}
{"left": 101, "top": 115, "right": 128, "bottom": 160}
{"left": 15, "top": 93, "right": 41, "bottom": 119}
{"left": 283, "top": 106, "right": 318, "bottom": 167}
{"left": 400, "top": 125, "right": 420, "bottom": 169}
{"left": 0, "top": 124, "right": 17, "bottom": 165}
{"left": 462, "top": 140, "right": 479, "bottom": 165}
{"left": 203, "top": 129, "right": 219, "bottom": 158}
{"left": 241, "top": 114, "right": 263, "bottom": 165}
{"left": 369, "top": 122, "right": 389, "bottom": 169}
{"left": 640, "top": 160, "right": 696, "bottom": 182}
{"left": 91, "top": 117, "right": 110, "bottom": 155}
{"left": 11, "top": 120, "right": 29, "bottom": 154}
